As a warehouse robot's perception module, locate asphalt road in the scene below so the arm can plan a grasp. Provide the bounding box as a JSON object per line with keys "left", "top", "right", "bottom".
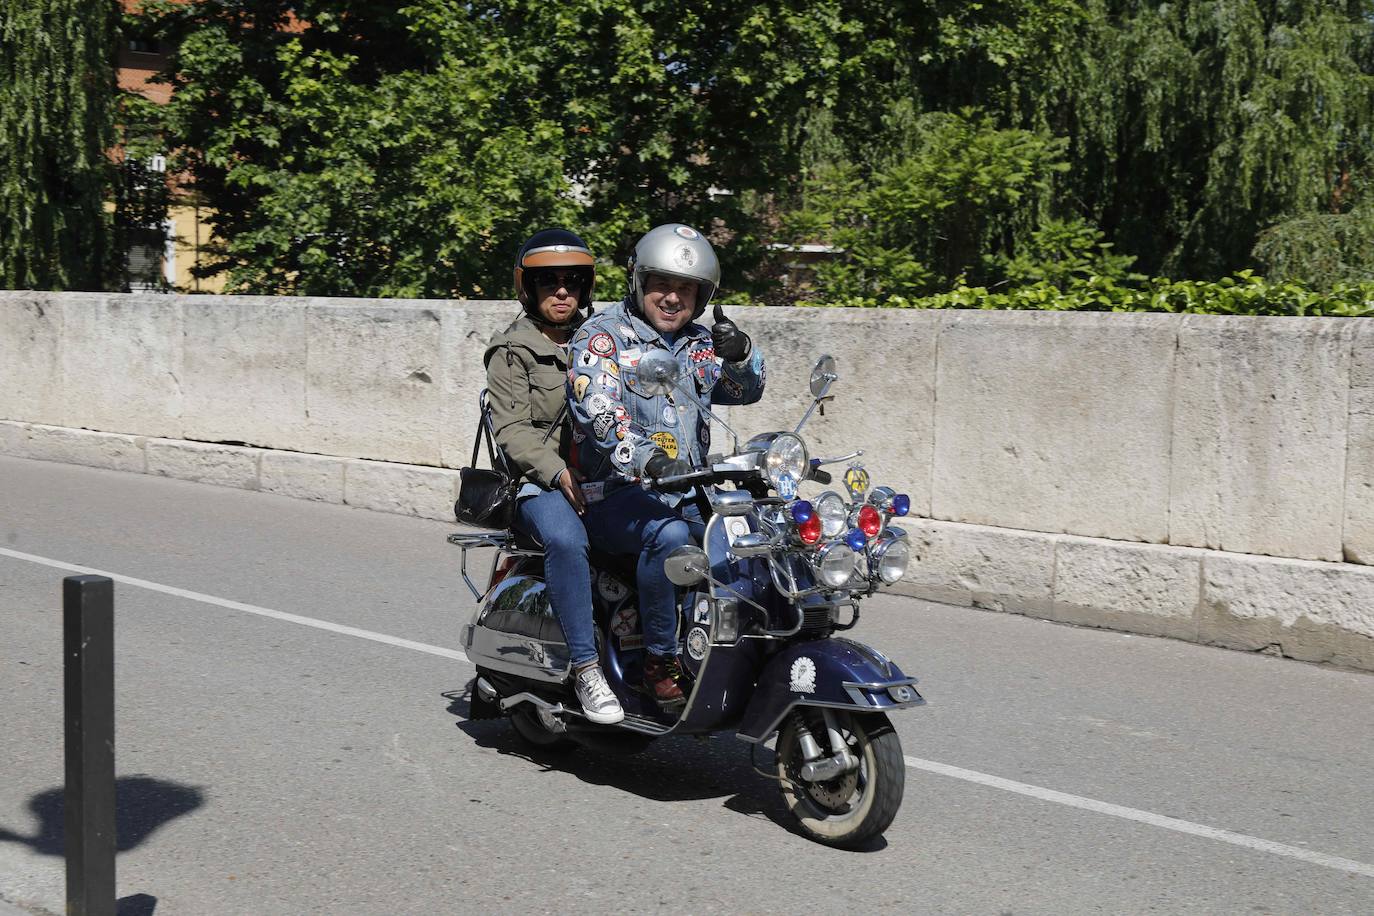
{"left": 2, "top": 455, "right": 1373, "bottom": 915}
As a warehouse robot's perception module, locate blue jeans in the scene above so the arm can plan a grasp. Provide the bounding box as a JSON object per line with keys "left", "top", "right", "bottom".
{"left": 583, "top": 485, "right": 705, "bottom": 658}
{"left": 516, "top": 488, "right": 598, "bottom": 667}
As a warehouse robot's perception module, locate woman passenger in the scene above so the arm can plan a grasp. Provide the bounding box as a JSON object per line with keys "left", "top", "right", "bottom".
{"left": 483, "top": 229, "right": 624, "bottom": 724}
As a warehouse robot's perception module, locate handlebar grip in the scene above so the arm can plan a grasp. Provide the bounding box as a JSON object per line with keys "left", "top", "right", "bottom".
{"left": 651, "top": 469, "right": 708, "bottom": 492}
{"left": 811, "top": 468, "right": 833, "bottom": 485}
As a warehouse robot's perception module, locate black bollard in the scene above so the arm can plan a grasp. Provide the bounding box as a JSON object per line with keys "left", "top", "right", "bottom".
{"left": 64, "top": 575, "right": 116, "bottom": 916}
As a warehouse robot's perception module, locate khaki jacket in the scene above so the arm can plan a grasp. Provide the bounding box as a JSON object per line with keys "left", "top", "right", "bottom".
{"left": 483, "top": 314, "right": 573, "bottom": 490}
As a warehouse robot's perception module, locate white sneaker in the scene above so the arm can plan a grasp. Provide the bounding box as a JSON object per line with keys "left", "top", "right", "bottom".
{"left": 574, "top": 665, "right": 625, "bottom": 725}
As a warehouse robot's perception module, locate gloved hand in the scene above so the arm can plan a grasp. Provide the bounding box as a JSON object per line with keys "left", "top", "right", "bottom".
{"left": 711, "top": 304, "right": 752, "bottom": 363}
{"left": 645, "top": 450, "right": 692, "bottom": 481}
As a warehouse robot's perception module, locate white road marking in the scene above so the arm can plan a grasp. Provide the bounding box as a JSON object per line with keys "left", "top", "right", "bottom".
{"left": 0, "top": 546, "right": 466, "bottom": 662}
{"left": 6, "top": 544, "right": 1374, "bottom": 880}
{"left": 903, "top": 755, "right": 1374, "bottom": 879}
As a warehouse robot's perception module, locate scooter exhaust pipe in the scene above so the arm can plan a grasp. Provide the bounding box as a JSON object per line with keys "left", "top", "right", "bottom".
{"left": 475, "top": 677, "right": 498, "bottom": 703}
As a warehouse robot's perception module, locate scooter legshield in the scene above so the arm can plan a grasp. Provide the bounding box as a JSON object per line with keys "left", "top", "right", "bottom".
{"left": 735, "top": 637, "right": 925, "bottom": 743}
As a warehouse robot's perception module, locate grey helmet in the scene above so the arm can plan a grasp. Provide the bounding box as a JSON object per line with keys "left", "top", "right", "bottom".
{"left": 627, "top": 223, "right": 720, "bottom": 320}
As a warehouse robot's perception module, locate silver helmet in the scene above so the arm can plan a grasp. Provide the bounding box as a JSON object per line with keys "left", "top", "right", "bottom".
{"left": 627, "top": 223, "right": 720, "bottom": 319}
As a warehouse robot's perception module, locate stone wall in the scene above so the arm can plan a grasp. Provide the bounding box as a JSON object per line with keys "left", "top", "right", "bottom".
{"left": 3, "top": 291, "right": 1371, "bottom": 669}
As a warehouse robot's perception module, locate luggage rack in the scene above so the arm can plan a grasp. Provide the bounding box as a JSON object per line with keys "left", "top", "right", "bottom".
{"left": 447, "top": 529, "right": 543, "bottom": 601}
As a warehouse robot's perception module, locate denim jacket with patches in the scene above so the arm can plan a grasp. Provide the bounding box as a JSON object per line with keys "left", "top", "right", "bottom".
{"left": 567, "top": 298, "right": 766, "bottom": 503}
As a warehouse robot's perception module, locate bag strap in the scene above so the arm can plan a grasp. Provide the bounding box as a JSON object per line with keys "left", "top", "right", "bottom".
{"left": 541, "top": 400, "right": 568, "bottom": 445}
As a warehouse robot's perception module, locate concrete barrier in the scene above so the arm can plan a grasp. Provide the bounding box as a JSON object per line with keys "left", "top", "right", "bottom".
{"left": 3, "top": 291, "right": 1371, "bottom": 670}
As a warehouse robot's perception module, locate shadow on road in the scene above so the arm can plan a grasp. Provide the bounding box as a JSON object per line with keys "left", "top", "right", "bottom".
{"left": 0, "top": 774, "right": 204, "bottom": 857}
{"left": 117, "top": 893, "right": 159, "bottom": 915}
{"left": 442, "top": 679, "right": 887, "bottom": 852}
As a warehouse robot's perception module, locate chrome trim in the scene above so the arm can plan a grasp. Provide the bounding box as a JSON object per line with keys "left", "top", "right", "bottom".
{"left": 729, "top": 532, "right": 773, "bottom": 558}
{"left": 613, "top": 714, "right": 675, "bottom": 737}
{"left": 840, "top": 677, "right": 920, "bottom": 691}
{"left": 709, "top": 490, "right": 755, "bottom": 517}
{"left": 499, "top": 692, "right": 565, "bottom": 714}
{"left": 447, "top": 530, "right": 543, "bottom": 601}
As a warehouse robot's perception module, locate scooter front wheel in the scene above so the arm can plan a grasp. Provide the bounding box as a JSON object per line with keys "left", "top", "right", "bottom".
{"left": 775, "top": 709, "right": 904, "bottom": 848}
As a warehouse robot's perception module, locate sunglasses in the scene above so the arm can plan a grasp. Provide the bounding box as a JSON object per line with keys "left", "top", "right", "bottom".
{"left": 533, "top": 270, "right": 586, "bottom": 291}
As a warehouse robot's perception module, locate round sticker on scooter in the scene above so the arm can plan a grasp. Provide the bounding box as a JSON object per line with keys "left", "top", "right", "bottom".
{"left": 609, "top": 605, "right": 637, "bottom": 637}
{"left": 686, "top": 626, "right": 709, "bottom": 661}
{"left": 598, "top": 571, "right": 630, "bottom": 604}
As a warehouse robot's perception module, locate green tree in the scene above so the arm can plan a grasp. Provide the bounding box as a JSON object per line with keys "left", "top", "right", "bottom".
{"left": 0, "top": 0, "right": 118, "bottom": 290}
{"left": 1018, "top": 0, "right": 1374, "bottom": 277}
{"left": 788, "top": 109, "right": 1073, "bottom": 301}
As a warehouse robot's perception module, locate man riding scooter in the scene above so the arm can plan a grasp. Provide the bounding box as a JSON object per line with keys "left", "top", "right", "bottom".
{"left": 567, "top": 223, "right": 766, "bottom": 707}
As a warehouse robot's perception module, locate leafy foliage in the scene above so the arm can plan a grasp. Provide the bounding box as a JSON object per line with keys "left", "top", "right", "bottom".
{"left": 0, "top": 0, "right": 118, "bottom": 290}
{"left": 818, "top": 271, "right": 1374, "bottom": 318}
{"left": 110, "top": 0, "right": 1374, "bottom": 306}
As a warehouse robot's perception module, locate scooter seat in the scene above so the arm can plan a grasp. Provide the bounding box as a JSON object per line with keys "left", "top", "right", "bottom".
{"left": 508, "top": 525, "right": 543, "bottom": 552}
{"left": 510, "top": 520, "right": 638, "bottom": 586}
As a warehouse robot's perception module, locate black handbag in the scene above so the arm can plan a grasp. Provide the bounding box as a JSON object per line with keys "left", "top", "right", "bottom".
{"left": 454, "top": 394, "right": 519, "bottom": 529}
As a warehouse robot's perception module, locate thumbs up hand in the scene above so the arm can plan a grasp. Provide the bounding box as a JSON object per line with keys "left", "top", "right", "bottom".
{"left": 710, "top": 303, "right": 752, "bottom": 363}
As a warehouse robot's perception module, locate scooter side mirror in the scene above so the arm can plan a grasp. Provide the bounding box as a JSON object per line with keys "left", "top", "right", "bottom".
{"left": 635, "top": 350, "right": 681, "bottom": 397}
{"left": 663, "top": 544, "right": 710, "bottom": 587}
{"left": 809, "top": 354, "right": 837, "bottom": 399}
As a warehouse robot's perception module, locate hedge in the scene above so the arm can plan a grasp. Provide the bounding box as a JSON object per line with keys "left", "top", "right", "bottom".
{"left": 811, "top": 271, "right": 1374, "bottom": 317}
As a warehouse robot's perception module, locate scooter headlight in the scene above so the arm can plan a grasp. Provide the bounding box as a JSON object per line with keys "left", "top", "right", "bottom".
{"left": 814, "top": 490, "right": 848, "bottom": 539}
{"left": 872, "top": 527, "right": 910, "bottom": 584}
{"left": 813, "top": 542, "right": 855, "bottom": 589}
{"left": 763, "top": 433, "right": 808, "bottom": 496}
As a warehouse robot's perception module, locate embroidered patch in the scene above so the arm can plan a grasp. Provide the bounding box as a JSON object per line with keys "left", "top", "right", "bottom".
{"left": 789, "top": 657, "right": 817, "bottom": 693}
{"left": 719, "top": 377, "right": 744, "bottom": 398}
{"left": 596, "top": 373, "right": 621, "bottom": 397}
{"left": 585, "top": 392, "right": 612, "bottom": 417}
{"left": 615, "top": 423, "right": 628, "bottom": 440}
{"left": 613, "top": 406, "right": 629, "bottom": 425}
{"left": 618, "top": 324, "right": 638, "bottom": 341}
{"left": 573, "top": 374, "right": 591, "bottom": 401}
{"left": 651, "top": 431, "right": 679, "bottom": 459}
{"left": 594, "top": 412, "right": 616, "bottom": 439}
{"left": 601, "top": 359, "right": 619, "bottom": 378}
{"left": 589, "top": 333, "right": 615, "bottom": 357}
{"left": 572, "top": 328, "right": 590, "bottom": 344}
{"left": 662, "top": 404, "right": 678, "bottom": 426}
{"left": 613, "top": 440, "right": 635, "bottom": 466}
{"left": 577, "top": 349, "right": 599, "bottom": 369}
{"left": 618, "top": 347, "right": 643, "bottom": 368}
{"left": 686, "top": 626, "right": 709, "bottom": 660}
{"left": 689, "top": 344, "right": 716, "bottom": 363}
{"left": 696, "top": 363, "right": 721, "bottom": 389}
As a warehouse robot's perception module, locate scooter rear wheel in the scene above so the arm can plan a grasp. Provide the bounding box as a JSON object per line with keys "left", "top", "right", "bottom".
{"left": 775, "top": 709, "right": 904, "bottom": 848}
{"left": 510, "top": 705, "right": 577, "bottom": 751}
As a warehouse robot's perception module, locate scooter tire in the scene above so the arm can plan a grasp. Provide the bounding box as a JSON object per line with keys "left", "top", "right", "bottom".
{"left": 776, "top": 709, "right": 904, "bottom": 849}
{"left": 510, "top": 706, "right": 577, "bottom": 752}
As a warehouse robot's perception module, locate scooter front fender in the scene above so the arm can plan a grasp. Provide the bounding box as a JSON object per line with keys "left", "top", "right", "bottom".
{"left": 735, "top": 637, "right": 925, "bottom": 743}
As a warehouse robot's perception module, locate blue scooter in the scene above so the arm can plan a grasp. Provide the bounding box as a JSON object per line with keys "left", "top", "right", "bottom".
{"left": 452, "top": 353, "right": 924, "bottom": 847}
